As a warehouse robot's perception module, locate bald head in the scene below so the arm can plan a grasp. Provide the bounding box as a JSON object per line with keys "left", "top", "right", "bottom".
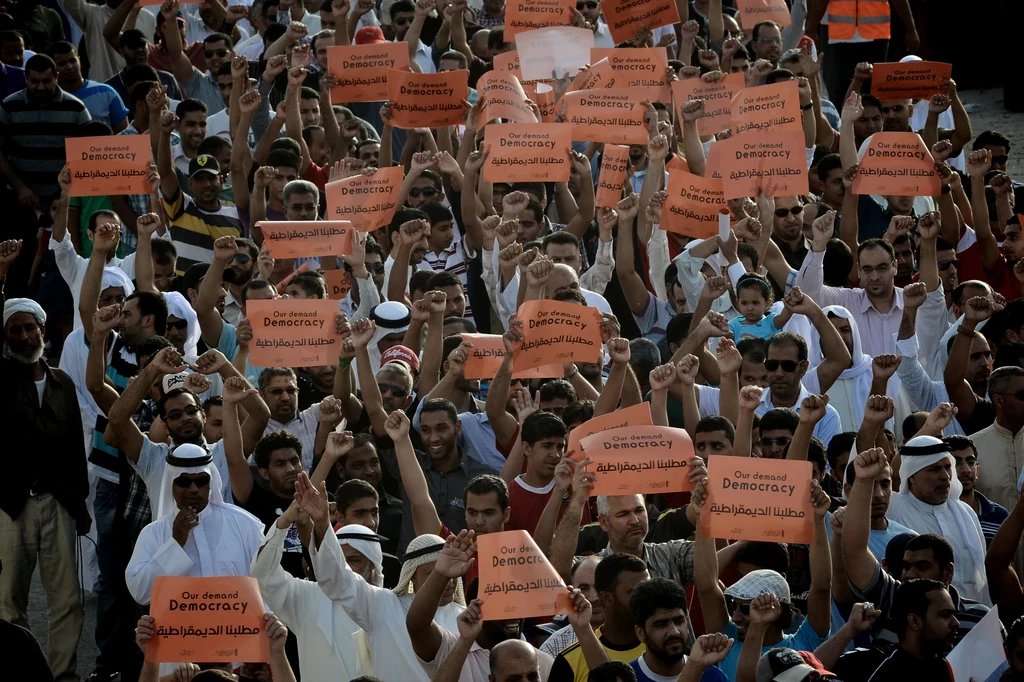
{"left": 547, "top": 263, "right": 580, "bottom": 295}
{"left": 489, "top": 640, "right": 540, "bottom": 682}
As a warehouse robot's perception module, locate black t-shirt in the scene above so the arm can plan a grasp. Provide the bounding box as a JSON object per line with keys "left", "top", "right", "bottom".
{"left": 960, "top": 397, "right": 996, "bottom": 435}
{"left": 0, "top": 620, "right": 51, "bottom": 681}
{"left": 241, "top": 484, "right": 305, "bottom": 578}
{"left": 848, "top": 646, "right": 952, "bottom": 682}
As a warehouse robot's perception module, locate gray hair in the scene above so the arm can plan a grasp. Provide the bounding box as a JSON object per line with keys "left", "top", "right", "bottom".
{"left": 595, "top": 494, "right": 644, "bottom": 518}
{"left": 990, "top": 366, "right": 1024, "bottom": 395}
{"left": 377, "top": 361, "right": 413, "bottom": 386}
{"left": 779, "top": 49, "right": 802, "bottom": 67}
{"left": 283, "top": 179, "right": 320, "bottom": 205}
{"left": 629, "top": 338, "right": 661, "bottom": 375}
{"left": 258, "top": 366, "right": 297, "bottom": 390}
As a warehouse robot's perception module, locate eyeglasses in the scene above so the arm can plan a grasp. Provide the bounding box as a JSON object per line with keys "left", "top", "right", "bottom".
{"left": 937, "top": 259, "right": 960, "bottom": 271}
{"left": 205, "top": 49, "right": 229, "bottom": 58}
{"left": 100, "top": 294, "right": 126, "bottom": 306}
{"left": 165, "top": 404, "right": 202, "bottom": 421}
{"left": 764, "top": 359, "right": 800, "bottom": 372}
{"left": 173, "top": 473, "right": 211, "bottom": 488}
{"left": 992, "top": 155, "right": 1009, "bottom": 165}
{"left": 725, "top": 597, "right": 751, "bottom": 615}
{"left": 760, "top": 436, "right": 792, "bottom": 448}
{"left": 228, "top": 253, "right": 252, "bottom": 265}
{"left": 409, "top": 187, "right": 439, "bottom": 199}
{"left": 774, "top": 206, "right": 803, "bottom": 218}
{"left": 994, "top": 390, "right": 1024, "bottom": 401}
{"left": 576, "top": 1, "right": 598, "bottom": 8}
{"left": 378, "top": 383, "right": 409, "bottom": 398}
{"left": 859, "top": 261, "right": 894, "bottom": 276}
{"left": 166, "top": 319, "right": 189, "bottom": 331}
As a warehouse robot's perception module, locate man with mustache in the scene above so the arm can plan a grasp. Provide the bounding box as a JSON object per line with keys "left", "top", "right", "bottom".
{"left": 946, "top": 435, "right": 1007, "bottom": 547}
{"left": 965, "top": 365, "right": 1024, "bottom": 519}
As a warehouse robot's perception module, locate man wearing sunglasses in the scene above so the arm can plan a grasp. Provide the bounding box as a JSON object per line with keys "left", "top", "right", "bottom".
{"left": 162, "top": 0, "right": 234, "bottom": 116}
{"left": 125, "top": 442, "right": 264, "bottom": 607}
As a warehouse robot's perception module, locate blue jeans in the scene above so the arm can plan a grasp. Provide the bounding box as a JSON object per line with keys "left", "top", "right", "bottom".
{"left": 93, "top": 479, "right": 137, "bottom": 675}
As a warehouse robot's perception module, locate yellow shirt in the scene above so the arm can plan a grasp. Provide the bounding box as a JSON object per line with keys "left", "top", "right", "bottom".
{"left": 549, "top": 627, "right": 646, "bottom": 682}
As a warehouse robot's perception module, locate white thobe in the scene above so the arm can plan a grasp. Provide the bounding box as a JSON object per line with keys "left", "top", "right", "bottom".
{"left": 309, "top": 529, "right": 464, "bottom": 682}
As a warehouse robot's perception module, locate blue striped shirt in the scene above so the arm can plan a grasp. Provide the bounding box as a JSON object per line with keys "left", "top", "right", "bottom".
{"left": 66, "top": 79, "right": 129, "bottom": 129}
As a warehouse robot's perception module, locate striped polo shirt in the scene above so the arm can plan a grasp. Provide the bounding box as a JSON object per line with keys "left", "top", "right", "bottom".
{"left": 422, "top": 237, "right": 476, "bottom": 324}
{"left": 162, "top": 188, "right": 242, "bottom": 273}
{"left": 65, "top": 79, "right": 129, "bottom": 129}
{"left": 0, "top": 87, "right": 91, "bottom": 196}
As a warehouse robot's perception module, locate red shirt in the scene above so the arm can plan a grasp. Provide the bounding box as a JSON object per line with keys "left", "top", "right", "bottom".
{"left": 303, "top": 161, "right": 329, "bottom": 194}
{"left": 957, "top": 240, "right": 1023, "bottom": 302}
{"left": 148, "top": 42, "right": 207, "bottom": 76}
{"left": 505, "top": 476, "right": 592, "bottom": 536}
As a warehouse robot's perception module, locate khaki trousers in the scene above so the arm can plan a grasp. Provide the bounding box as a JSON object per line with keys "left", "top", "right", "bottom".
{"left": 0, "top": 494, "right": 84, "bottom": 682}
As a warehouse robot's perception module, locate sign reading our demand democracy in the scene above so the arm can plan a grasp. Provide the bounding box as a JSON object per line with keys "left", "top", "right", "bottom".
{"left": 66, "top": 135, "right": 151, "bottom": 196}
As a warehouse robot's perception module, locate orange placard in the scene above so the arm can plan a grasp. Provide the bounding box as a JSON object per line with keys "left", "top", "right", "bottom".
{"left": 564, "top": 88, "right": 649, "bottom": 145}
{"left": 672, "top": 73, "right": 746, "bottom": 137}
{"left": 494, "top": 51, "right": 525, "bottom": 82}
{"left": 730, "top": 80, "right": 801, "bottom": 136}
{"left": 327, "top": 44, "right": 410, "bottom": 103}
{"left": 325, "top": 165, "right": 404, "bottom": 232}
{"left": 715, "top": 130, "right": 808, "bottom": 199}
{"left": 386, "top": 69, "right": 468, "bottom": 129}
{"left": 461, "top": 333, "right": 562, "bottom": 379}
{"left": 596, "top": 144, "right": 630, "bottom": 208}
{"left": 515, "top": 26, "right": 595, "bottom": 83}
{"left": 853, "top": 132, "right": 940, "bottom": 197}
{"left": 667, "top": 154, "right": 689, "bottom": 173}
{"left": 602, "top": 0, "right": 680, "bottom": 45}
{"left": 870, "top": 61, "right": 953, "bottom": 101}
{"left": 478, "top": 530, "right": 573, "bottom": 620}
{"left": 661, "top": 170, "right": 727, "bottom": 238}
{"left": 591, "top": 48, "right": 671, "bottom": 104}
{"left": 505, "top": 0, "right": 574, "bottom": 37}
{"left": 565, "top": 57, "right": 617, "bottom": 94}
{"left": 567, "top": 401, "right": 653, "bottom": 460}
{"left": 65, "top": 135, "right": 152, "bottom": 197}
{"left": 700, "top": 456, "right": 814, "bottom": 544}
{"left": 735, "top": 0, "right": 792, "bottom": 28}
{"left": 260, "top": 221, "right": 353, "bottom": 259}
{"left": 482, "top": 122, "right": 573, "bottom": 183}
{"left": 526, "top": 82, "right": 557, "bottom": 121}
{"left": 580, "top": 425, "right": 697, "bottom": 495}
{"left": 513, "top": 299, "right": 603, "bottom": 372}
{"left": 247, "top": 298, "right": 342, "bottom": 368}
{"left": 147, "top": 576, "right": 269, "bottom": 663}
{"left": 324, "top": 269, "right": 352, "bottom": 301}
{"left": 478, "top": 71, "right": 538, "bottom": 125}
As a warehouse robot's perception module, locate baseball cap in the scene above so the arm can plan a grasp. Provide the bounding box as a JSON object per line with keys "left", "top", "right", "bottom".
{"left": 157, "top": 12, "right": 187, "bottom": 27}
{"left": 755, "top": 648, "right": 823, "bottom": 682}
{"left": 188, "top": 154, "right": 221, "bottom": 179}
{"left": 355, "top": 26, "right": 387, "bottom": 45}
{"left": 723, "top": 569, "right": 792, "bottom": 605}
{"left": 381, "top": 345, "right": 421, "bottom": 374}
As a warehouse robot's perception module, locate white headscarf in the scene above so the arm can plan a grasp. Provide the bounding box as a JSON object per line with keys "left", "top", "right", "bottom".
{"left": 813, "top": 306, "right": 875, "bottom": 427}
{"left": 394, "top": 534, "right": 465, "bottom": 605}
{"left": 355, "top": 301, "right": 411, "bottom": 388}
{"left": 317, "top": 524, "right": 386, "bottom": 650}
{"left": 153, "top": 443, "right": 224, "bottom": 520}
{"left": 3, "top": 298, "right": 46, "bottom": 326}
{"left": 102, "top": 267, "right": 135, "bottom": 297}
{"left": 890, "top": 436, "right": 988, "bottom": 601}
{"left": 163, "top": 291, "right": 200, "bottom": 358}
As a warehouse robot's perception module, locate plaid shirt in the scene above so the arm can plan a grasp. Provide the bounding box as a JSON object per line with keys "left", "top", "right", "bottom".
{"left": 121, "top": 399, "right": 157, "bottom": 536}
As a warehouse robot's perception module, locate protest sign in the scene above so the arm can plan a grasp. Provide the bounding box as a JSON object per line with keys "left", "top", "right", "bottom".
{"left": 870, "top": 61, "right": 952, "bottom": 101}
{"left": 602, "top": 0, "right": 680, "bottom": 45}
{"left": 945, "top": 606, "right": 1009, "bottom": 682}
{"left": 478, "top": 530, "right": 573, "bottom": 620}
{"left": 260, "top": 221, "right": 353, "bottom": 259}
{"left": 705, "top": 138, "right": 725, "bottom": 180}
{"left": 65, "top": 135, "right": 151, "bottom": 197}
{"left": 513, "top": 299, "right": 603, "bottom": 372}
{"left": 700, "top": 456, "right": 814, "bottom": 544}
{"left": 715, "top": 130, "right": 808, "bottom": 198}
{"left": 735, "top": 0, "right": 792, "bottom": 28}
{"left": 590, "top": 48, "right": 670, "bottom": 103}
{"left": 515, "top": 26, "right": 594, "bottom": 82}
{"left": 247, "top": 299, "right": 341, "bottom": 368}
{"left": 477, "top": 71, "right": 539, "bottom": 125}
{"left": 671, "top": 73, "right": 746, "bottom": 137}
{"left": 661, "top": 170, "right": 727, "bottom": 238}
{"left": 147, "top": 576, "right": 269, "bottom": 663}
{"left": 325, "top": 165, "right": 404, "bottom": 231}
{"left": 596, "top": 144, "right": 630, "bottom": 208}
{"left": 566, "top": 57, "right": 617, "bottom": 93}
{"left": 567, "top": 402, "right": 653, "bottom": 460}
{"left": 853, "top": 132, "right": 940, "bottom": 197}
{"left": 482, "top": 123, "right": 572, "bottom": 183}
{"left": 461, "top": 333, "right": 562, "bottom": 379}
{"left": 526, "top": 82, "right": 557, "bottom": 121}
{"left": 326, "top": 44, "right": 410, "bottom": 103}
{"left": 730, "top": 80, "right": 802, "bottom": 136}
{"left": 667, "top": 155, "right": 690, "bottom": 172}
{"left": 580, "top": 425, "right": 696, "bottom": 495}
{"left": 386, "top": 69, "right": 468, "bottom": 128}
{"left": 494, "top": 51, "right": 526, "bottom": 82}
{"left": 505, "top": 0, "right": 574, "bottom": 37}
{"left": 323, "top": 269, "right": 352, "bottom": 301}
{"left": 564, "top": 88, "right": 648, "bottom": 145}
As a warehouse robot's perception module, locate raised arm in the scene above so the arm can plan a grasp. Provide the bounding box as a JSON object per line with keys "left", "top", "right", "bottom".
{"left": 387, "top": 217, "right": 429, "bottom": 305}
{"left": 944, "top": 296, "right": 993, "bottom": 422}
{"left": 384, "top": 411, "right": 442, "bottom": 536}
{"left": 548, "top": 461, "right": 595, "bottom": 580}
{"left": 679, "top": 101, "right": 706, "bottom": 176}
{"left": 716, "top": 338, "right": 742, "bottom": 427}
{"left": 285, "top": 66, "right": 312, "bottom": 174}
{"left": 734, "top": 386, "right": 762, "bottom": 457}
{"left": 563, "top": 151, "right": 596, "bottom": 239}
{"left": 79, "top": 222, "right": 120, "bottom": 340}
{"left": 221, "top": 376, "right": 258, "bottom": 505}
{"left": 789, "top": 287, "right": 851, "bottom": 392}
{"left": 986, "top": 493, "right": 1024, "bottom": 622}
{"left": 693, "top": 497, "right": 730, "bottom": 634}
{"left": 103, "top": 0, "right": 139, "bottom": 51}
{"left": 807, "top": 482, "right": 832, "bottom": 637}
{"left": 594, "top": 338, "right": 630, "bottom": 417}
{"left": 842, "top": 447, "right": 889, "bottom": 593}
{"left": 789, "top": 394, "right": 828, "bottom": 463}
{"left": 406, "top": 530, "right": 476, "bottom": 662}
{"left": 196, "top": 236, "right": 236, "bottom": 347}
{"left": 231, "top": 89, "right": 263, "bottom": 214}
{"left": 107, "top": 349, "right": 186, "bottom": 460}
{"left": 417, "top": 291, "right": 448, "bottom": 396}
{"left": 966, "top": 149, "right": 1002, "bottom": 273}
{"left": 161, "top": 0, "right": 196, "bottom": 87}
{"left": 614, "top": 197, "right": 653, "bottom": 318}
{"left": 86, "top": 307, "right": 123, "bottom": 414}
{"left": 485, "top": 318, "right": 523, "bottom": 448}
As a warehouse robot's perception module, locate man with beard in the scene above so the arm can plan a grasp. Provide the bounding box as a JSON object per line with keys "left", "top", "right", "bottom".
{"left": 629, "top": 578, "right": 728, "bottom": 682}
{"left": 104, "top": 33, "right": 182, "bottom": 107}
{"left": 340, "top": 232, "right": 386, "bottom": 321}
{"left": 163, "top": 0, "right": 233, "bottom": 114}
{"left": 769, "top": 196, "right": 810, "bottom": 272}
{"left": 967, "top": 366, "right": 1024, "bottom": 515}
{"left": 749, "top": 22, "right": 783, "bottom": 67}
{"left": 221, "top": 237, "right": 258, "bottom": 326}
{"left": 947, "top": 435, "right": 1007, "bottom": 546}
{"left": 945, "top": 297, "right": 1000, "bottom": 435}
{"left": 0, "top": 241, "right": 90, "bottom": 682}
{"left": 105, "top": 346, "right": 270, "bottom": 512}
{"left": 385, "top": 214, "right": 434, "bottom": 303}
{"left": 258, "top": 366, "right": 341, "bottom": 473}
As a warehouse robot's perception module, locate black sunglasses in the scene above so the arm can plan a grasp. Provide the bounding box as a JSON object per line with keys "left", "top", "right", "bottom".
{"left": 764, "top": 359, "right": 800, "bottom": 372}
{"left": 166, "top": 319, "right": 189, "bottom": 331}
{"left": 991, "top": 155, "right": 1009, "bottom": 165}
{"left": 173, "top": 473, "right": 211, "bottom": 488}
{"left": 774, "top": 206, "right": 803, "bottom": 218}
{"left": 367, "top": 262, "right": 386, "bottom": 274}
{"left": 166, "top": 404, "right": 202, "bottom": 420}
{"left": 409, "top": 187, "right": 439, "bottom": 198}
{"left": 229, "top": 253, "right": 252, "bottom": 265}
{"left": 726, "top": 597, "right": 751, "bottom": 616}
{"left": 937, "top": 259, "right": 959, "bottom": 271}
{"left": 205, "top": 49, "right": 229, "bottom": 58}
{"left": 576, "top": 1, "right": 598, "bottom": 8}
{"left": 378, "top": 382, "right": 409, "bottom": 398}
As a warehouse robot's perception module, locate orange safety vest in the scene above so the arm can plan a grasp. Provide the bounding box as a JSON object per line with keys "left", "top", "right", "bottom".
{"left": 827, "top": 0, "right": 891, "bottom": 41}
